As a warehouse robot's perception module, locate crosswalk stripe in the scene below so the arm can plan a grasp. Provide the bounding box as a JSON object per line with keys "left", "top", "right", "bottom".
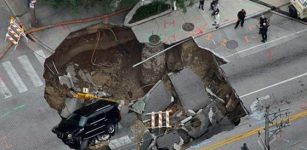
{"left": 2, "top": 61, "right": 28, "bottom": 93}
{"left": 33, "top": 50, "right": 46, "bottom": 66}
{"left": 18, "top": 55, "right": 43, "bottom": 87}
{"left": 0, "top": 77, "right": 12, "bottom": 99}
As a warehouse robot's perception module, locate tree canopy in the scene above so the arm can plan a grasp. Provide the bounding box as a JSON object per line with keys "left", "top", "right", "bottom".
{"left": 43, "top": 0, "right": 119, "bottom": 12}
{"left": 172, "top": 0, "right": 195, "bottom": 12}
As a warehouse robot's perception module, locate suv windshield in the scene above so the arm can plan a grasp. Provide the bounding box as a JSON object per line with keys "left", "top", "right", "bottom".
{"left": 67, "top": 113, "right": 87, "bottom": 127}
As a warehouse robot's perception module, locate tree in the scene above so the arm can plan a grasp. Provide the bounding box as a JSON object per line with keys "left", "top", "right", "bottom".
{"left": 171, "top": 0, "right": 195, "bottom": 12}
{"left": 43, "top": 0, "right": 116, "bottom": 12}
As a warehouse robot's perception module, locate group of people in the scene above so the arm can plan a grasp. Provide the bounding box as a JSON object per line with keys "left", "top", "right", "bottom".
{"left": 198, "top": 1, "right": 270, "bottom": 42}
{"left": 199, "top": 0, "right": 220, "bottom": 29}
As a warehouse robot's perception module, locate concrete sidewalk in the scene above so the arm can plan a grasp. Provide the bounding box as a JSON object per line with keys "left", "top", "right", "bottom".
{"left": 194, "top": 12, "right": 307, "bottom": 62}
{"left": 1, "top": 0, "right": 133, "bottom": 53}
{"left": 257, "top": 0, "right": 290, "bottom": 7}
{"left": 131, "top": 0, "right": 270, "bottom": 45}
{"left": 0, "top": 8, "right": 12, "bottom": 53}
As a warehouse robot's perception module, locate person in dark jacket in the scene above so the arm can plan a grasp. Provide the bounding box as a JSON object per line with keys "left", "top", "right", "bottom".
{"left": 199, "top": 0, "right": 205, "bottom": 10}
{"left": 210, "top": 0, "right": 218, "bottom": 11}
{"left": 241, "top": 143, "right": 249, "bottom": 150}
{"left": 259, "top": 22, "right": 269, "bottom": 42}
{"left": 234, "top": 9, "right": 246, "bottom": 29}
{"left": 259, "top": 15, "right": 268, "bottom": 34}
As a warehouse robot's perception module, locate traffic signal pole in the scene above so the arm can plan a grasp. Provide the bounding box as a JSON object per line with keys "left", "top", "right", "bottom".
{"left": 29, "top": 0, "right": 38, "bottom": 27}
{"left": 264, "top": 106, "right": 270, "bottom": 150}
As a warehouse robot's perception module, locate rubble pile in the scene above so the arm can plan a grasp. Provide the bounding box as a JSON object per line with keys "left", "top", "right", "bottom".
{"left": 43, "top": 25, "right": 246, "bottom": 149}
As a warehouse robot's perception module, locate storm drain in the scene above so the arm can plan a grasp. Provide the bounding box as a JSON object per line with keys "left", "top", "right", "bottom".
{"left": 226, "top": 40, "right": 238, "bottom": 49}
{"left": 149, "top": 34, "right": 161, "bottom": 45}
{"left": 182, "top": 22, "right": 195, "bottom": 32}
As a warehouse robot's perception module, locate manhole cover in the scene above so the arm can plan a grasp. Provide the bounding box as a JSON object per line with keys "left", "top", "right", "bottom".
{"left": 182, "top": 22, "right": 195, "bottom": 32}
{"left": 226, "top": 40, "right": 238, "bottom": 49}
{"left": 149, "top": 34, "right": 160, "bottom": 45}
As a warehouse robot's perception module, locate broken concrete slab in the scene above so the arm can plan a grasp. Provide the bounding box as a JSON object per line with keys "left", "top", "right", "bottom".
{"left": 184, "top": 109, "right": 210, "bottom": 139}
{"left": 78, "top": 69, "right": 97, "bottom": 86}
{"left": 169, "top": 68, "right": 211, "bottom": 112}
{"left": 120, "top": 113, "right": 138, "bottom": 128}
{"left": 156, "top": 131, "right": 181, "bottom": 150}
{"left": 60, "top": 98, "right": 83, "bottom": 118}
{"left": 58, "top": 75, "right": 73, "bottom": 88}
{"left": 140, "top": 132, "right": 154, "bottom": 150}
{"left": 131, "top": 99, "right": 146, "bottom": 114}
{"left": 143, "top": 80, "right": 173, "bottom": 114}
{"left": 204, "top": 102, "right": 226, "bottom": 126}
{"left": 65, "top": 64, "right": 78, "bottom": 82}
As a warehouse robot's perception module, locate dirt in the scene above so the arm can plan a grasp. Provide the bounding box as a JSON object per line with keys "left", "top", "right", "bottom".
{"left": 43, "top": 23, "right": 246, "bottom": 149}
{"left": 44, "top": 26, "right": 145, "bottom": 112}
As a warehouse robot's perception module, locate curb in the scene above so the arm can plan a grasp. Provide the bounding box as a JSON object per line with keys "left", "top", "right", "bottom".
{"left": 124, "top": 1, "right": 172, "bottom": 27}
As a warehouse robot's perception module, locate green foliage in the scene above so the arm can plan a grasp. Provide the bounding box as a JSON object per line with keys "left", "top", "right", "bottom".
{"left": 172, "top": 0, "right": 195, "bottom": 13}
{"left": 118, "top": 0, "right": 140, "bottom": 9}
{"left": 43, "top": 0, "right": 115, "bottom": 12}
{"left": 129, "top": 1, "right": 170, "bottom": 23}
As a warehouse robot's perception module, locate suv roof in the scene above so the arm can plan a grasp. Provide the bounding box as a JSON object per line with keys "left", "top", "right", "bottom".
{"left": 74, "top": 100, "right": 118, "bottom": 117}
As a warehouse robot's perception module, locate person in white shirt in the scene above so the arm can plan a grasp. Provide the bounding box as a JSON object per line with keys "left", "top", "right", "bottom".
{"left": 213, "top": 10, "right": 220, "bottom": 29}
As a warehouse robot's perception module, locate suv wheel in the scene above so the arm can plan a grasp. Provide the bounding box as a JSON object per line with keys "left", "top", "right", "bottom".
{"left": 100, "top": 134, "right": 110, "bottom": 141}
{"left": 107, "top": 124, "right": 115, "bottom": 135}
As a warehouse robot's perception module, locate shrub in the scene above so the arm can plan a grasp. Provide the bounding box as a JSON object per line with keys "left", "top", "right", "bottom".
{"left": 129, "top": 1, "right": 170, "bottom": 23}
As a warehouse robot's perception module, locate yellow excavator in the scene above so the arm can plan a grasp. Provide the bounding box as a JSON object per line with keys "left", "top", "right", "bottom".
{"left": 289, "top": 0, "right": 307, "bottom": 19}
{"left": 73, "top": 88, "right": 120, "bottom": 103}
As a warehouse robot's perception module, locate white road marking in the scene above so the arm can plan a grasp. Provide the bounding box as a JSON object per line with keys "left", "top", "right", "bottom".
{"left": 240, "top": 72, "right": 307, "bottom": 98}
{"left": 0, "top": 77, "right": 12, "bottom": 99}
{"left": 18, "top": 55, "right": 43, "bottom": 87}
{"left": 18, "top": 55, "right": 44, "bottom": 87}
{"left": 2, "top": 61, "right": 28, "bottom": 93}
{"left": 226, "top": 28, "right": 307, "bottom": 58}
{"left": 33, "top": 49, "right": 46, "bottom": 66}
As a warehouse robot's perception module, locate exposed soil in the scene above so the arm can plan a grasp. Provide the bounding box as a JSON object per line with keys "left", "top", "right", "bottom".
{"left": 44, "top": 25, "right": 145, "bottom": 113}
{"left": 43, "top": 23, "right": 246, "bottom": 149}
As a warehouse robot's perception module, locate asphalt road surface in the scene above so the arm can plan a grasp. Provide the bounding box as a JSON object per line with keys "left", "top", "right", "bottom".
{"left": 0, "top": 42, "right": 69, "bottom": 150}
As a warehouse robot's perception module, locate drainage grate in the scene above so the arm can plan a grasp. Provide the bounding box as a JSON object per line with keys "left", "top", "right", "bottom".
{"left": 149, "top": 35, "right": 161, "bottom": 45}
{"left": 226, "top": 40, "right": 238, "bottom": 49}
{"left": 182, "top": 23, "right": 195, "bottom": 32}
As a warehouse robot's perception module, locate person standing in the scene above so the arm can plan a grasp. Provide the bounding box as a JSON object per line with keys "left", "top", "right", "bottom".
{"left": 259, "top": 14, "right": 268, "bottom": 25}
{"left": 199, "top": 0, "right": 205, "bottom": 10}
{"left": 210, "top": 0, "right": 218, "bottom": 11}
{"left": 259, "top": 22, "right": 269, "bottom": 43}
{"left": 241, "top": 143, "right": 249, "bottom": 150}
{"left": 213, "top": 10, "right": 220, "bottom": 29}
{"left": 259, "top": 14, "right": 268, "bottom": 34}
{"left": 234, "top": 9, "right": 246, "bottom": 29}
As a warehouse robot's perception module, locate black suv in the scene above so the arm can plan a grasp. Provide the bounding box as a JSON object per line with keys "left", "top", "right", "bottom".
{"left": 52, "top": 100, "right": 121, "bottom": 150}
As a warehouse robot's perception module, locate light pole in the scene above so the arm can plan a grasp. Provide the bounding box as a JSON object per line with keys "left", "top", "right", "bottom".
{"left": 29, "top": 0, "right": 38, "bottom": 27}
{"left": 264, "top": 105, "right": 270, "bottom": 150}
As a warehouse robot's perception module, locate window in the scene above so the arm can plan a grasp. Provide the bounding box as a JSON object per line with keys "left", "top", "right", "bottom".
{"left": 67, "top": 113, "right": 87, "bottom": 127}
{"left": 87, "top": 113, "right": 106, "bottom": 125}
